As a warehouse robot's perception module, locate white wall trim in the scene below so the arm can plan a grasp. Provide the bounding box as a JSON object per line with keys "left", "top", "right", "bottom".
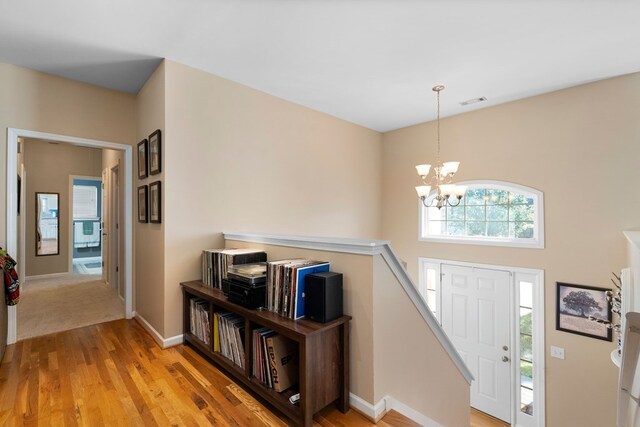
{"left": 224, "top": 232, "right": 474, "bottom": 384}
{"left": 24, "top": 272, "right": 69, "bottom": 281}
{"left": 384, "top": 396, "right": 443, "bottom": 427}
{"left": 349, "top": 393, "right": 443, "bottom": 426}
{"left": 349, "top": 393, "right": 386, "bottom": 422}
{"left": 6, "top": 128, "right": 134, "bottom": 345}
{"left": 224, "top": 232, "right": 390, "bottom": 255}
{"left": 134, "top": 312, "right": 183, "bottom": 349}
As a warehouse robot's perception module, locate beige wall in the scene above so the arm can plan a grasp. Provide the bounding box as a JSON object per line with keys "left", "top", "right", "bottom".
{"left": 162, "top": 60, "right": 382, "bottom": 337}
{"left": 0, "top": 62, "right": 136, "bottom": 249}
{"left": 372, "top": 255, "right": 470, "bottom": 426}
{"left": 134, "top": 62, "right": 166, "bottom": 335}
{"left": 24, "top": 138, "right": 102, "bottom": 276}
{"left": 381, "top": 73, "right": 640, "bottom": 426}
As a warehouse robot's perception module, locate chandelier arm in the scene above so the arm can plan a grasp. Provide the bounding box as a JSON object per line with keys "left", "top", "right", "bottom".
{"left": 421, "top": 197, "right": 434, "bottom": 208}
{"left": 446, "top": 197, "right": 462, "bottom": 207}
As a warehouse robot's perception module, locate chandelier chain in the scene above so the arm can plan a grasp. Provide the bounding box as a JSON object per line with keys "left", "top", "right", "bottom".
{"left": 436, "top": 86, "right": 441, "bottom": 166}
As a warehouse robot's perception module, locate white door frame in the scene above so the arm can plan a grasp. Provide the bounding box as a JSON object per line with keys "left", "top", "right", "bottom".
{"left": 6, "top": 128, "right": 134, "bottom": 344}
{"left": 419, "top": 257, "right": 546, "bottom": 427}
{"left": 68, "top": 175, "right": 102, "bottom": 275}
{"left": 110, "top": 165, "right": 121, "bottom": 297}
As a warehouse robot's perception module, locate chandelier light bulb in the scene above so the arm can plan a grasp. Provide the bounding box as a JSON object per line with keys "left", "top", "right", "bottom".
{"left": 439, "top": 184, "right": 455, "bottom": 197}
{"left": 442, "top": 161, "right": 460, "bottom": 175}
{"left": 416, "top": 164, "right": 431, "bottom": 177}
{"left": 454, "top": 185, "right": 467, "bottom": 198}
{"left": 415, "top": 185, "right": 431, "bottom": 198}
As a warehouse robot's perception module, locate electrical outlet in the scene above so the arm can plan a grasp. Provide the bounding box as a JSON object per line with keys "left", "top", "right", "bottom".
{"left": 551, "top": 346, "right": 565, "bottom": 359}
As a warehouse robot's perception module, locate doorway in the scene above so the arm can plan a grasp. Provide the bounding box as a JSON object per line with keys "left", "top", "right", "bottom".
{"left": 419, "top": 258, "right": 545, "bottom": 427}
{"left": 70, "top": 176, "right": 103, "bottom": 276}
{"left": 6, "top": 128, "right": 134, "bottom": 344}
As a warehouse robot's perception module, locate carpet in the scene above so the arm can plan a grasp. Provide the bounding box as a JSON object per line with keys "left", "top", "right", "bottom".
{"left": 17, "top": 275, "right": 124, "bottom": 341}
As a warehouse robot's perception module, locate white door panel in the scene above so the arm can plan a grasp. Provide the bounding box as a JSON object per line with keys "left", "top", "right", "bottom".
{"left": 442, "top": 264, "right": 511, "bottom": 423}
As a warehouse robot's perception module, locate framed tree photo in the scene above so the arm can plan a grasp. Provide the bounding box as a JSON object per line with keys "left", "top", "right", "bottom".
{"left": 148, "top": 129, "right": 161, "bottom": 175}
{"left": 138, "top": 185, "right": 148, "bottom": 223}
{"left": 149, "top": 181, "right": 161, "bottom": 224}
{"left": 556, "top": 282, "right": 612, "bottom": 341}
{"left": 137, "top": 139, "right": 148, "bottom": 179}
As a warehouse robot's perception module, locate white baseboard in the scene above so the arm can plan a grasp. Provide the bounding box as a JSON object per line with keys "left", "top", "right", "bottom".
{"left": 349, "top": 393, "right": 386, "bottom": 422}
{"left": 349, "top": 393, "right": 442, "bottom": 426}
{"left": 134, "top": 313, "right": 184, "bottom": 349}
{"left": 25, "top": 272, "right": 69, "bottom": 280}
{"left": 384, "top": 396, "right": 443, "bottom": 427}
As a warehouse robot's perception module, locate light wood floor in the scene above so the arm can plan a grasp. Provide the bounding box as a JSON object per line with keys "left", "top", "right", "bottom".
{"left": 0, "top": 319, "right": 500, "bottom": 426}
{"left": 470, "top": 409, "right": 509, "bottom": 427}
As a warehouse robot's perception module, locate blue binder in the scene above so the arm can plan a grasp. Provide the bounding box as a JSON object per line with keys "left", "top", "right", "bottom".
{"left": 294, "top": 263, "right": 330, "bottom": 320}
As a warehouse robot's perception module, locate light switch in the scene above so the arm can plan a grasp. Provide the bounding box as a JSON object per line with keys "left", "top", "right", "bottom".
{"left": 551, "top": 346, "right": 565, "bottom": 359}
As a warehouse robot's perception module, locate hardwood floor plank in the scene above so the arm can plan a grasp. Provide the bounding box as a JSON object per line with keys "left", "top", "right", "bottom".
{"left": 0, "top": 341, "right": 22, "bottom": 411}
{"left": 470, "top": 408, "right": 509, "bottom": 427}
{"left": 1, "top": 319, "right": 495, "bottom": 427}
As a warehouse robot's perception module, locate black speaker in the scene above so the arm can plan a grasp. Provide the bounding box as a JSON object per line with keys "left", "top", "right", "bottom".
{"left": 305, "top": 272, "right": 343, "bottom": 323}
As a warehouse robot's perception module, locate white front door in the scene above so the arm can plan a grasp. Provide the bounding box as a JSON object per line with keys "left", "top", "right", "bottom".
{"left": 442, "top": 264, "right": 512, "bottom": 423}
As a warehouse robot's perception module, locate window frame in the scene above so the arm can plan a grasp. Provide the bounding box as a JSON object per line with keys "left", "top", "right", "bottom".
{"left": 418, "top": 180, "right": 545, "bottom": 249}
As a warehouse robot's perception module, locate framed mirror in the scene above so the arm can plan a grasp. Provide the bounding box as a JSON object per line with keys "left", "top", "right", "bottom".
{"left": 36, "top": 192, "right": 59, "bottom": 256}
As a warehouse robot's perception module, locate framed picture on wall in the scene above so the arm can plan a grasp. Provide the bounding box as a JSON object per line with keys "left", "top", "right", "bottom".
{"left": 556, "top": 282, "right": 612, "bottom": 341}
{"left": 138, "top": 185, "right": 148, "bottom": 223}
{"left": 149, "top": 129, "right": 162, "bottom": 175}
{"left": 137, "top": 139, "right": 148, "bottom": 179}
{"left": 149, "top": 181, "right": 161, "bottom": 223}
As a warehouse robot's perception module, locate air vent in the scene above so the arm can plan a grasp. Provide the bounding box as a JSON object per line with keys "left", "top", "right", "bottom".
{"left": 459, "top": 96, "right": 487, "bottom": 106}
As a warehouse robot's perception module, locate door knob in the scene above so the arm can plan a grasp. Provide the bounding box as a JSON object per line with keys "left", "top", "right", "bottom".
{"left": 502, "top": 356, "right": 509, "bottom": 362}
{"left": 502, "top": 345, "right": 509, "bottom": 351}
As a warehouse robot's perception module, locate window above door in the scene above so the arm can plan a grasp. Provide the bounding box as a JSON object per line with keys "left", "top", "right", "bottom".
{"left": 419, "top": 180, "right": 544, "bottom": 249}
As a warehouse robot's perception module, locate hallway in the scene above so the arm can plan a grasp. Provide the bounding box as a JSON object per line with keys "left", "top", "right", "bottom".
{"left": 17, "top": 273, "right": 124, "bottom": 341}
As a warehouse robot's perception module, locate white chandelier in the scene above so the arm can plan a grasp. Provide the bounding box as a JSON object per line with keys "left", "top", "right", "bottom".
{"left": 415, "top": 85, "right": 466, "bottom": 209}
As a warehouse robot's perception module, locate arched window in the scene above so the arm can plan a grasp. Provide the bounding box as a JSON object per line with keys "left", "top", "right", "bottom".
{"left": 419, "top": 181, "right": 544, "bottom": 248}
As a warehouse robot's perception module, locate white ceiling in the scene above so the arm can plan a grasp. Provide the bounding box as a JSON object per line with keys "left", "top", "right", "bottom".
{"left": 1, "top": 0, "right": 639, "bottom": 132}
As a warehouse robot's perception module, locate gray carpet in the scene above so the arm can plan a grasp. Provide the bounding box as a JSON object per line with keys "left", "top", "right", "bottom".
{"left": 17, "top": 274, "right": 124, "bottom": 340}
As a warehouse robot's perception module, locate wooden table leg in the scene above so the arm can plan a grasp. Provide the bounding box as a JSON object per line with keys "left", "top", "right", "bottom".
{"left": 337, "top": 322, "right": 350, "bottom": 413}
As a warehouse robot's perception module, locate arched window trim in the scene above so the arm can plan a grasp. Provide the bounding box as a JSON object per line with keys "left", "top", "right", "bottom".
{"left": 418, "top": 180, "right": 545, "bottom": 249}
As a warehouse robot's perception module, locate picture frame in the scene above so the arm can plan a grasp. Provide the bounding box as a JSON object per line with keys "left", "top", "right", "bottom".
{"left": 149, "top": 181, "right": 161, "bottom": 224}
{"left": 556, "top": 282, "right": 612, "bottom": 341}
{"left": 137, "top": 139, "right": 148, "bottom": 179}
{"left": 148, "top": 129, "right": 162, "bottom": 175}
{"left": 138, "top": 185, "right": 148, "bottom": 223}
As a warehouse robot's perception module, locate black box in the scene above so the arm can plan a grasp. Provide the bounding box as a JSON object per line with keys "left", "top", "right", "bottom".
{"left": 225, "top": 279, "right": 267, "bottom": 309}
{"left": 305, "top": 272, "right": 343, "bottom": 323}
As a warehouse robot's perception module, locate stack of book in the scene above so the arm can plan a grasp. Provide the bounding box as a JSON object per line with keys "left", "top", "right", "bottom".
{"left": 202, "top": 248, "right": 267, "bottom": 289}
{"left": 252, "top": 328, "right": 299, "bottom": 392}
{"left": 213, "top": 311, "right": 245, "bottom": 369}
{"left": 266, "top": 259, "right": 330, "bottom": 319}
{"left": 189, "top": 298, "right": 211, "bottom": 345}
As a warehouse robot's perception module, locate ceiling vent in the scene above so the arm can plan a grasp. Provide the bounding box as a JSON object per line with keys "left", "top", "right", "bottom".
{"left": 459, "top": 96, "right": 487, "bottom": 106}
